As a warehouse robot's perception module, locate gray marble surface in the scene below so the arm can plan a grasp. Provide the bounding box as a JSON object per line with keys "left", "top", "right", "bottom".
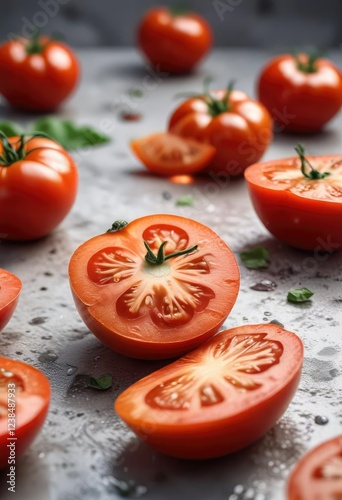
{"left": 0, "top": 49, "right": 342, "bottom": 500}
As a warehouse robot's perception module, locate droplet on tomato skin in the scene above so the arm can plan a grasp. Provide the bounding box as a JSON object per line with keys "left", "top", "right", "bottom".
{"left": 250, "top": 280, "right": 277, "bottom": 291}
{"left": 314, "top": 415, "right": 329, "bottom": 425}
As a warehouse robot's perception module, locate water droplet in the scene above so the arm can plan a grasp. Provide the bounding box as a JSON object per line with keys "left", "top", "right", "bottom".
{"left": 0, "top": 368, "right": 13, "bottom": 377}
{"left": 38, "top": 350, "right": 58, "bottom": 362}
{"left": 264, "top": 311, "right": 272, "bottom": 317}
{"left": 66, "top": 366, "right": 77, "bottom": 376}
{"left": 250, "top": 280, "right": 277, "bottom": 291}
{"left": 38, "top": 452, "right": 45, "bottom": 459}
{"left": 269, "top": 319, "right": 284, "bottom": 328}
{"left": 41, "top": 334, "right": 52, "bottom": 340}
{"left": 162, "top": 191, "right": 172, "bottom": 200}
{"left": 29, "top": 316, "right": 48, "bottom": 325}
{"left": 314, "top": 415, "right": 329, "bottom": 425}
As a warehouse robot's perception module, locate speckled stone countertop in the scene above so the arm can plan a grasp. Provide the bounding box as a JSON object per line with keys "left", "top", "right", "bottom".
{"left": 0, "top": 49, "right": 341, "bottom": 500}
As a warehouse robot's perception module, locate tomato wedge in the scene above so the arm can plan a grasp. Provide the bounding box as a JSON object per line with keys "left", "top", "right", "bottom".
{"left": 0, "top": 269, "right": 22, "bottom": 333}
{"left": 115, "top": 323, "right": 303, "bottom": 459}
{"left": 287, "top": 436, "right": 342, "bottom": 499}
{"left": 245, "top": 149, "right": 342, "bottom": 250}
{"left": 0, "top": 357, "right": 50, "bottom": 469}
{"left": 69, "top": 215, "right": 240, "bottom": 359}
{"left": 130, "top": 132, "right": 216, "bottom": 176}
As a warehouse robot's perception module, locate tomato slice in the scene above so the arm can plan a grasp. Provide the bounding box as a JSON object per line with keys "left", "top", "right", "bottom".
{"left": 130, "top": 132, "right": 216, "bottom": 176}
{"left": 115, "top": 323, "right": 303, "bottom": 459}
{"left": 0, "top": 357, "right": 50, "bottom": 468}
{"left": 0, "top": 269, "right": 22, "bottom": 333}
{"left": 245, "top": 154, "right": 342, "bottom": 250}
{"left": 287, "top": 436, "right": 342, "bottom": 499}
{"left": 69, "top": 215, "right": 240, "bottom": 359}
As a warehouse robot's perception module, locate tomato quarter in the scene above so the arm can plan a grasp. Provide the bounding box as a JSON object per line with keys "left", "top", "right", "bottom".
{"left": 0, "top": 133, "right": 78, "bottom": 241}
{"left": 69, "top": 215, "right": 240, "bottom": 360}
{"left": 0, "top": 34, "right": 79, "bottom": 111}
{"left": 287, "top": 435, "right": 342, "bottom": 499}
{"left": 244, "top": 147, "right": 342, "bottom": 250}
{"left": 0, "top": 357, "right": 50, "bottom": 469}
{"left": 131, "top": 132, "right": 216, "bottom": 176}
{"left": 137, "top": 7, "right": 212, "bottom": 74}
{"left": 0, "top": 269, "right": 22, "bottom": 333}
{"left": 258, "top": 53, "right": 342, "bottom": 133}
{"left": 115, "top": 323, "right": 303, "bottom": 459}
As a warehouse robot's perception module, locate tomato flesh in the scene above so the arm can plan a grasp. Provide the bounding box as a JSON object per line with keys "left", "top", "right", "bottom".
{"left": 115, "top": 323, "right": 303, "bottom": 459}
{"left": 0, "top": 269, "right": 22, "bottom": 333}
{"left": 0, "top": 357, "right": 50, "bottom": 468}
{"left": 131, "top": 133, "right": 216, "bottom": 176}
{"left": 69, "top": 215, "right": 240, "bottom": 359}
{"left": 245, "top": 155, "right": 342, "bottom": 250}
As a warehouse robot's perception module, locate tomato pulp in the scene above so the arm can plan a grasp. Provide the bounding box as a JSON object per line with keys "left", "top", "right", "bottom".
{"left": 0, "top": 269, "right": 22, "bottom": 333}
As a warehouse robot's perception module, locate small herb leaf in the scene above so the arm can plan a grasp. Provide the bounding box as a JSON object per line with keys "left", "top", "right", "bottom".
{"left": 176, "top": 195, "right": 194, "bottom": 207}
{"left": 287, "top": 288, "right": 314, "bottom": 303}
{"left": 0, "top": 121, "right": 25, "bottom": 137}
{"left": 240, "top": 246, "right": 269, "bottom": 269}
{"left": 87, "top": 374, "right": 113, "bottom": 390}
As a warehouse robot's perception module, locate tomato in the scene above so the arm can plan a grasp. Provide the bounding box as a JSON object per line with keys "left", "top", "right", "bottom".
{"left": 137, "top": 7, "right": 212, "bottom": 74}
{"left": 257, "top": 53, "right": 342, "bottom": 133}
{"left": 0, "top": 269, "right": 22, "bottom": 333}
{"left": 0, "top": 34, "right": 79, "bottom": 111}
{"left": 0, "top": 357, "right": 50, "bottom": 469}
{"left": 168, "top": 86, "right": 273, "bottom": 176}
{"left": 287, "top": 436, "right": 342, "bottom": 499}
{"left": 131, "top": 132, "right": 216, "bottom": 176}
{"left": 0, "top": 133, "right": 78, "bottom": 241}
{"left": 115, "top": 323, "right": 303, "bottom": 459}
{"left": 69, "top": 215, "right": 240, "bottom": 360}
{"left": 244, "top": 146, "right": 342, "bottom": 250}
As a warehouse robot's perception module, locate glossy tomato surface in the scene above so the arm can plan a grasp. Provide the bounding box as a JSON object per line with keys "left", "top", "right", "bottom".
{"left": 258, "top": 54, "right": 342, "bottom": 133}
{"left": 0, "top": 357, "right": 50, "bottom": 468}
{"left": 287, "top": 435, "right": 342, "bottom": 499}
{"left": 0, "top": 136, "right": 78, "bottom": 240}
{"left": 0, "top": 36, "right": 79, "bottom": 111}
{"left": 131, "top": 132, "right": 216, "bottom": 176}
{"left": 168, "top": 89, "right": 273, "bottom": 176}
{"left": 138, "top": 7, "right": 212, "bottom": 73}
{"left": 69, "top": 215, "right": 240, "bottom": 360}
{"left": 245, "top": 154, "right": 342, "bottom": 250}
{"left": 0, "top": 269, "right": 22, "bottom": 333}
{"left": 115, "top": 323, "right": 303, "bottom": 459}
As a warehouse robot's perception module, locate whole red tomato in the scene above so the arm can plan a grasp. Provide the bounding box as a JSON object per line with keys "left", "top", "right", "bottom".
{"left": 258, "top": 53, "right": 342, "bottom": 133}
{"left": 168, "top": 85, "right": 273, "bottom": 176}
{"left": 0, "top": 133, "right": 78, "bottom": 240}
{"left": 137, "top": 7, "right": 212, "bottom": 73}
{"left": 0, "top": 34, "right": 79, "bottom": 111}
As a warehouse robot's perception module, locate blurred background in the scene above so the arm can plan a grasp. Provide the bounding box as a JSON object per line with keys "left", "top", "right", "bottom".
{"left": 0, "top": 0, "right": 341, "bottom": 49}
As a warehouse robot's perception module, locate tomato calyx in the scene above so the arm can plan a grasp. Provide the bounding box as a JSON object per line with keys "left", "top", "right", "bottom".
{"left": 144, "top": 240, "right": 198, "bottom": 265}
{"left": 177, "top": 78, "right": 235, "bottom": 117}
{"left": 295, "top": 144, "right": 330, "bottom": 180}
{"left": 106, "top": 220, "right": 129, "bottom": 233}
{"left": 25, "top": 30, "right": 45, "bottom": 55}
{"left": 169, "top": 4, "right": 189, "bottom": 16}
{"left": 0, "top": 132, "right": 50, "bottom": 166}
{"left": 293, "top": 51, "right": 319, "bottom": 74}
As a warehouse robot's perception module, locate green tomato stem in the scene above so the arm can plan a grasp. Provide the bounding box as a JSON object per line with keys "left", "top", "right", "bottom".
{"left": 144, "top": 240, "right": 198, "bottom": 265}
{"left": 295, "top": 144, "right": 330, "bottom": 180}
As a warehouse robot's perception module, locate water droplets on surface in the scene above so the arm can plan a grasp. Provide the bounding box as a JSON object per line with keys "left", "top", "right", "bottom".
{"left": 250, "top": 280, "right": 277, "bottom": 292}
{"left": 314, "top": 415, "right": 329, "bottom": 425}
{"left": 66, "top": 366, "right": 78, "bottom": 377}
{"left": 38, "top": 350, "right": 58, "bottom": 363}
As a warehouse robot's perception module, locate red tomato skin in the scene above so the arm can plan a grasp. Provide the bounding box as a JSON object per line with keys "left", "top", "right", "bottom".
{"left": 0, "top": 357, "right": 50, "bottom": 469}
{"left": 137, "top": 8, "right": 212, "bottom": 74}
{"left": 168, "top": 90, "right": 273, "bottom": 176}
{"left": 0, "top": 137, "right": 78, "bottom": 241}
{"left": 115, "top": 324, "right": 303, "bottom": 459}
{"left": 287, "top": 436, "right": 342, "bottom": 499}
{"left": 0, "top": 269, "right": 22, "bottom": 333}
{"left": 258, "top": 54, "right": 342, "bottom": 133}
{"left": 0, "top": 38, "right": 79, "bottom": 111}
{"left": 245, "top": 155, "right": 342, "bottom": 251}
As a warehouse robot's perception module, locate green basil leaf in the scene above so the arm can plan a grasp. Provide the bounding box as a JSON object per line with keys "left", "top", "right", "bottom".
{"left": 0, "top": 121, "right": 25, "bottom": 137}
{"left": 87, "top": 374, "right": 112, "bottom": 390}
{"left": 287, "top": 288, "right": 314, "bottom": 303}
{"left": 240, "top": 246, "right": 269, "bottom": 269}
{"left": 176, "top": 195, "right": 195, "bottom": 206}
{"left": 33, "top": 117, "right": 111, "bottom": 150}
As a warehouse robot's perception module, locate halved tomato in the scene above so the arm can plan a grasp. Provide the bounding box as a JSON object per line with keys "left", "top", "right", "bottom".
{"left": 69, "top": 215, "right": 240, "bottom": 359}
{"left": 130, "top": 132, "right": 216, "bottom": 176}
{"left": 287, "top": 436, "right": 342, "bottom": 499}
{"left": 0, "top": 357, "right": 50, "bottom": 469}
{"left": 115, "top": 323, "right": 303, "bottom": 459}
{"left": 245, "top": 148, "right": 342, "bottom": 250}
{"left": 0, "top": 269, "right": 22, "bottom": 333}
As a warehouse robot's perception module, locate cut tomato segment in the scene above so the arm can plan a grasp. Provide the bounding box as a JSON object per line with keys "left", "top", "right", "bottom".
{"left": 130, "top": 132, "right": 216, "bottom": 176}
{"left": 115, "top": 323, "right": 303, "bottom": 459}
{"left": 0, "top": 269, "right": 22, "bottom": 333}
{"left": 287, "top": 436, "right": 342, "bottom": 499}
{"left": 69, "top": 214, "right": 240, "bottom": 359}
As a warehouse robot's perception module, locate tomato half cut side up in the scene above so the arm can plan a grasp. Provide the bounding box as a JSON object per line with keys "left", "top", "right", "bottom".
{"left": 69, "top": 215, "right": 240, "bottom": 359}
{"left": 0, "top": 269, "right": 22, "bottom": 333}
{"left": 287, "top": 435, "right": 342, "bottom": 499}
{"left": 130, "top": 133, "right": 216, "bottom": 176}
{"left": 115, "top": 323, "right": 303, "bottom": 459}
{"left": 0, "top": 357, "right": 50, "bottom": 468}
